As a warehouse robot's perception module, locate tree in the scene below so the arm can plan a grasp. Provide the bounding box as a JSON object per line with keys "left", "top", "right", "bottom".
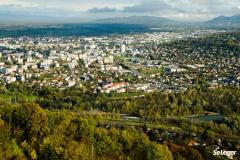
{"left": 12, "top": 103, "right": 49, "bottom": 141}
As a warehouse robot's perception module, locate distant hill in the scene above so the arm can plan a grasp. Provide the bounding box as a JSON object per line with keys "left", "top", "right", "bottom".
{"left": 0, "top": 23, "right": 150, "bottom": 37}
{"left": 94, "top": 16, "right": 182, "bottom": 27}
{"left": 94, "top": 15, "right": 240, "bottom": 29}
{"left": 206, "top": 15, "right": 240, "bottom": 27}
{"left": 1, "top": 15, "right": 240, "bottom": 37}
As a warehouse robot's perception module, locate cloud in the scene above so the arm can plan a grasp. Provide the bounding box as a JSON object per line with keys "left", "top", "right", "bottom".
{"left": 88, "top": 7, "right": 118, "bottom": 13}
{"left": 0, "top": 0, "right": 240, "bottom": 22}
{"left": 86, "top": 1, "right": 180, "bottom": 14}
{"left": 123, "top": 0, "right": 175, "bottom": 13}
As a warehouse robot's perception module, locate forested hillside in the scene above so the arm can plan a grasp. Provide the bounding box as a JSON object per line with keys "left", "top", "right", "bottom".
{"left": 0, "top": 83, "right": 239, "bottom": 159}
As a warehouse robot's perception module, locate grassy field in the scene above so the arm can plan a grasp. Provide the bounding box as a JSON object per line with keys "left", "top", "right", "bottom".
{"left": 137, "top": 67, "right": 163, "bottom": 75}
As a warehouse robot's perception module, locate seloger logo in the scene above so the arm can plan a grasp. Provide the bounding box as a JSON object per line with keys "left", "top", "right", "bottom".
{"left": 213, "top": 149, "right": 237, "bottom": 159}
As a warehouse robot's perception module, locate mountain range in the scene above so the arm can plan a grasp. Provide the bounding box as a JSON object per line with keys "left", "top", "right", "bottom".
{"left": 1, "top": 15, "right": 240, "bottom": 37}
{"left": 1, "top": 14, "right": 240, "bottom": 29}
{"left": 206, "top": 15, "right": 240, "bottom": 27}
{"left": 94, "top": 16, "right": 179, "bottom": 27}
{"left": 94, "top": 15, "right": 240, "bottom": 29}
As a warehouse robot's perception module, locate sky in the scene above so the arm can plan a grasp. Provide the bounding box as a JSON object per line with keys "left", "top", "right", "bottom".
{"left": 0, "top": 0, "right": 240, "bottom": 23}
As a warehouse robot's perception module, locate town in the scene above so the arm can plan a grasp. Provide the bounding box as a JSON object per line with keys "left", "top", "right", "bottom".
{"left": 0, "top": 30, "right": 239, "bottom": 94}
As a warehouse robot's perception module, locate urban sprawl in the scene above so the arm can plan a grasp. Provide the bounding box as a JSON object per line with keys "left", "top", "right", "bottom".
{"left": 0, "top": 30, "right": 239, "bottom": 94}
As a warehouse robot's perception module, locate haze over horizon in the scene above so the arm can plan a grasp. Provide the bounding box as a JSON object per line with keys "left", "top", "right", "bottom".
{"left": 0, "top": 0, "right": 240, "bottom": 24}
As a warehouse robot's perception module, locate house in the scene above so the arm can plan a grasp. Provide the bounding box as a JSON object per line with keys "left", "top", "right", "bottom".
{"left": 1, "top": 67, "right": 12, "bottom": 74}
{"left": 5, "top": 76, "right": 16, "bottom": 83}
{"left": 102, "top": 82, "right": 129, "bottom": 93}
{"left": 103, "top": 56, "right": 114, "bottom": 64}
{"left": 67, "top": 80, "right": 76, "bottom": 87}
{"left": 165, "top": 65, "right": 187, "bottom": 73}
{"left": 68, "top": 63, "right": 75, "bottom": 69}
